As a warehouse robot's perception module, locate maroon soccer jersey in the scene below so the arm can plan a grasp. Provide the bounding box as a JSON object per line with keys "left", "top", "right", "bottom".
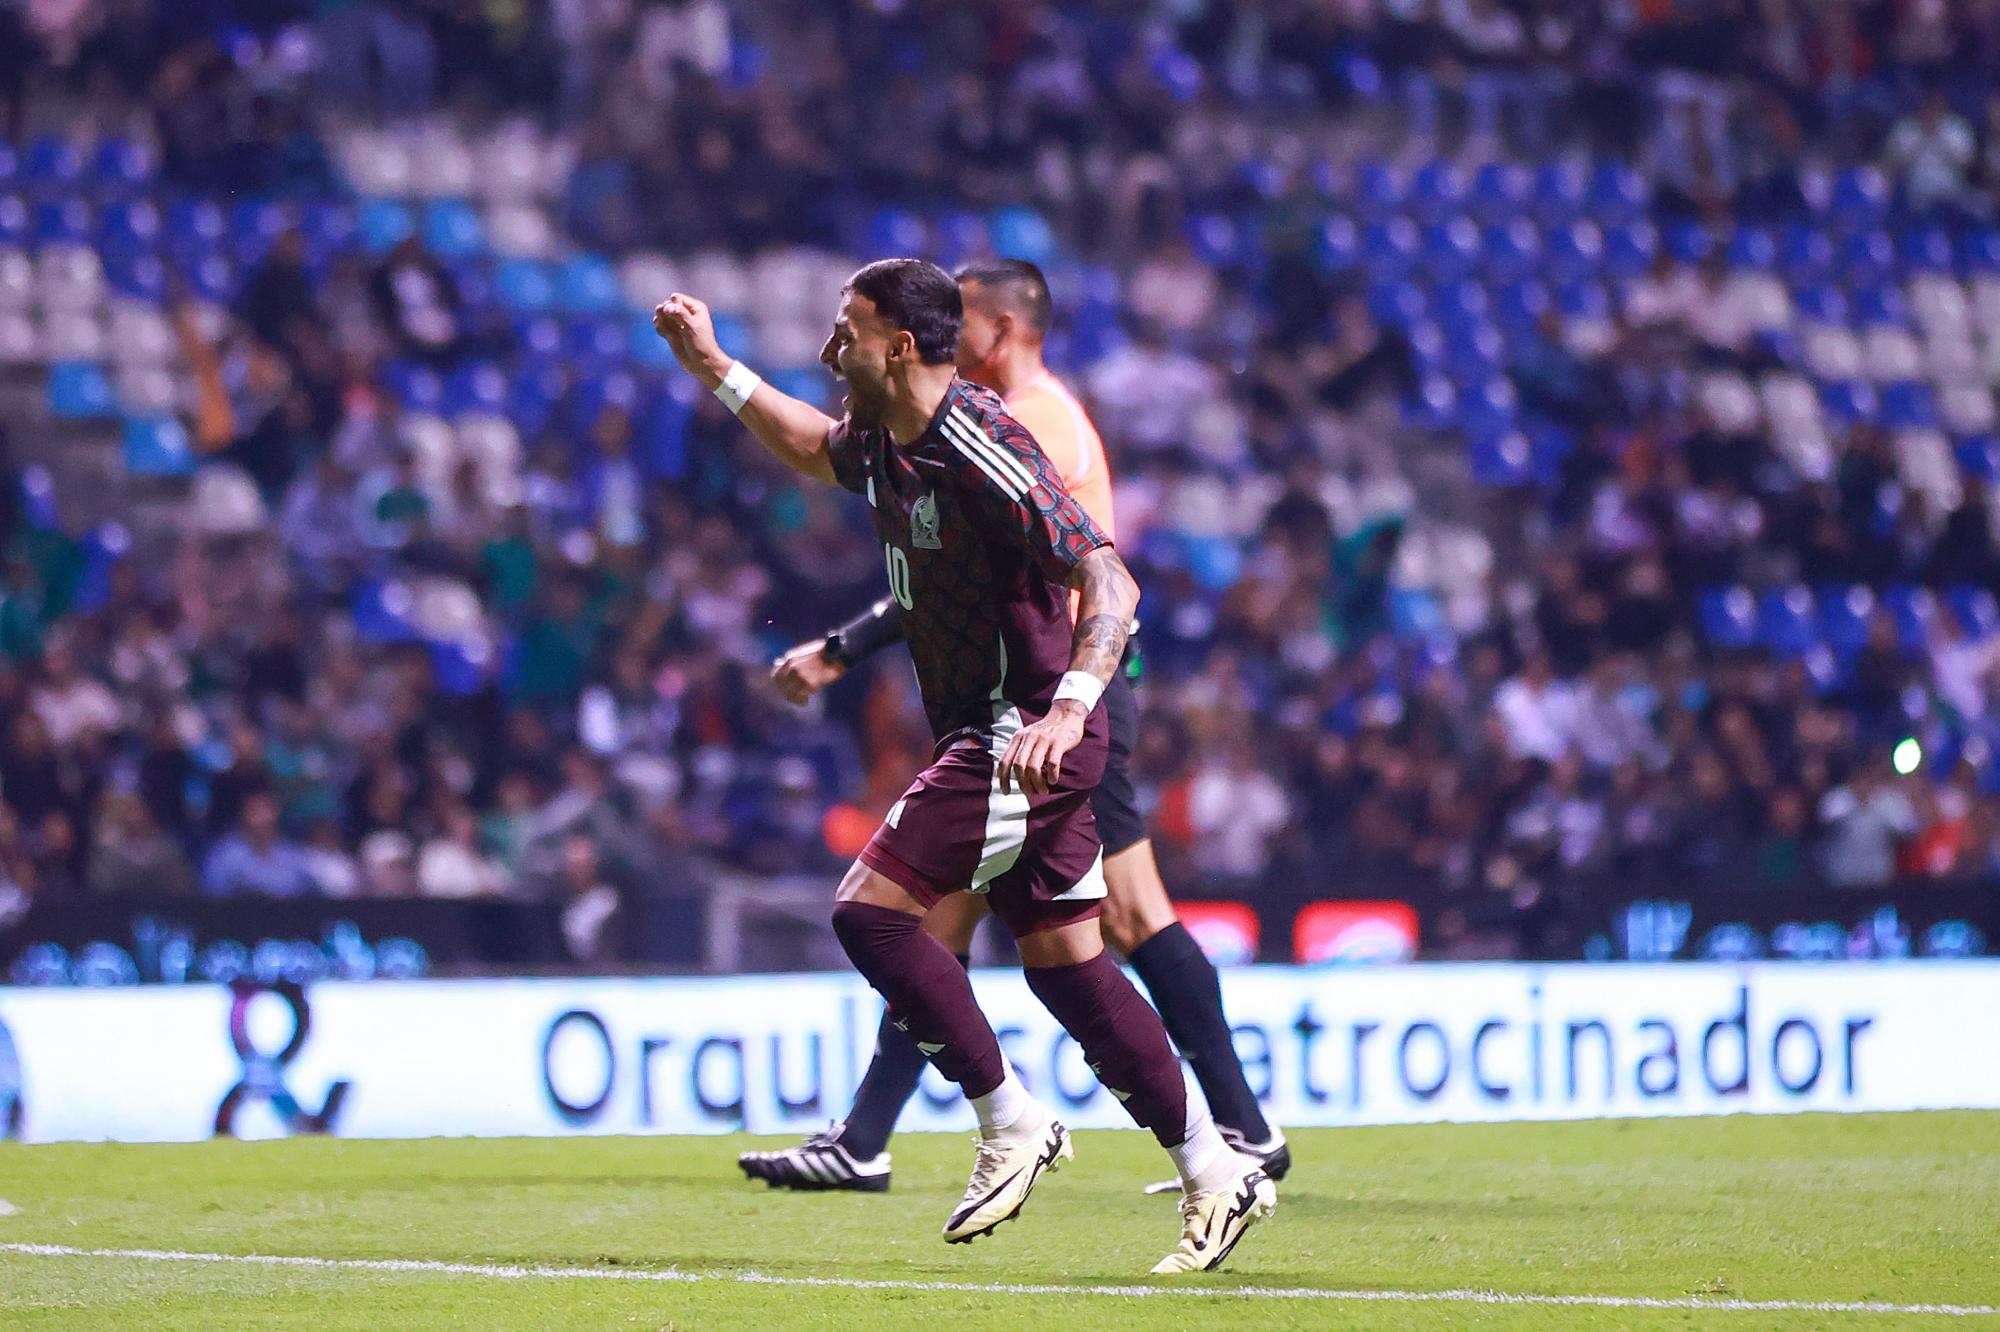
{"left": 826, "top": 379, "right": 1110, "bottom": 742}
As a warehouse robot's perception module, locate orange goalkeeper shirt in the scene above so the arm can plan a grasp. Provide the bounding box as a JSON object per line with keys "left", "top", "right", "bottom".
{"left": 1003, "top": 371, "right": 1116, "bottom": 543}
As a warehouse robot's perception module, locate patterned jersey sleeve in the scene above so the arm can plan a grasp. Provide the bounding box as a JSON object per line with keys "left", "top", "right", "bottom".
{"left": 824, "top": 416, "right": 874, "bottom": 495}
{"left": 942, "top": 403, "right": 1109, "bottom": 582}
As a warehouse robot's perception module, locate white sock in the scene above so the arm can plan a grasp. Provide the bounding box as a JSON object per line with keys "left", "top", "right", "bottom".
{"left": 1168, "top": 1111, "right": 1239, "bottom": 1193}
{"left": 971, "top": 1066, "right": 1036, "bottom": 1138}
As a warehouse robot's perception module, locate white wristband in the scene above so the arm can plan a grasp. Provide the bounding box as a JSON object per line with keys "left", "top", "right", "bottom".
{"left": 1053, "top": 671, "right": 1104, "bottom": 712}
{"left": 714, "top": 360, "right": 763, "bottom": 414}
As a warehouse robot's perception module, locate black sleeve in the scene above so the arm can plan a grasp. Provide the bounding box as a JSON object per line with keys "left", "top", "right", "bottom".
{"left": 825, "top": 597, "right": 903, "bottom": 666}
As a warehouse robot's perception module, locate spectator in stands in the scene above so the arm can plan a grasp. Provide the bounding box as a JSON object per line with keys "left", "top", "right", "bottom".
{"left": 1887, "top": 88, "right": 1978, "bottom": 219}
{"left": 86, "top": 790, "right": 193, "bottom": 897}
{"left": 418, "top": 802, "right": 509, "bottom": 898}
{"left": 201, "top": 791, "right": 314, "bottom": 898}
{"left": 1818, "top": 762, "right": 1918, "bottom": 889}
{"left": 368, "top": 236, "right": 469, "bottom": 367}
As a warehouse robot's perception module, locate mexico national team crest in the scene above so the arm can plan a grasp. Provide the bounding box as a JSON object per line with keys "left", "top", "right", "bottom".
{"left": 911, "top": 491, "right": 943, "bottom": 550}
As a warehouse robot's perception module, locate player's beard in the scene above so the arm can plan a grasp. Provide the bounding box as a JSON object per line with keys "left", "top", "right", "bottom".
{"left": 843, "top": 372, "right": 891, "bottom": 429}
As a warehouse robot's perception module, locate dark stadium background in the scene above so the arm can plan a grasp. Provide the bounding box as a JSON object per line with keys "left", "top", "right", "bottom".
{"left": 0, "top": 0, "right": 1998, "bottom": 981}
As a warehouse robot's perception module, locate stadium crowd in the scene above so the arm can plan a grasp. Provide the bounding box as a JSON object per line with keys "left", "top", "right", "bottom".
{"left": 2, "top": 0, "right": 2000, "bottom": 958}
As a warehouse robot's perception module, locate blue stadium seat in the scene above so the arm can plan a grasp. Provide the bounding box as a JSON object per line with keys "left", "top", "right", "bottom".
{"left": 0, "top": 142, "right": 15, "bottom": 191}
{"left": 1407, "top": 374, "right": 1458, "bottom": 431}
{"left": 229, "top": 199, "right": 291, "bottom": 263}
{"left": 0, "top": 195, "right": 23, "bottom": 248}
{"left": 1961, "top": 228, "right": 2000, "bottom": 273}
{"left": 1838, "top": 230, "right": 1896, "bottom": 285}
{"left": 357, "top": 198, "right": 414, "bottom": 254}
{"left": 1465, "top": 423, "right": 1532, "bottom": 487}
{"left": 1526, "top": 419, "right": 1575, "bottom": 485}
{"left": 1553, "top": 280, "right": 1609, "bottom": 321}
{"left": 1946, "top": 584, "right": 2000, "bottom": 638}
{"left": 1851, "top": 285, "right": 1909, "bottom": 327}
{"left": 1881, "top": 381, "right": 1936, "bottom": 429}
{"left": 299, "top": 202, "right": 356, "bottom": 268}
{"left": 104, "top": 252, "right": 165, "bottom": 302}
{"left": 1187, "top": 212, "right": 1245, "bottom": 268}
{"left": 1360, "top": 218, "right": 1419, "bottom": 274}
{"left": 1183, "top": 535, "right": 1242, "bottom": 593}
{"left": 563, "top": 369, "right": 640, "bottom": 437}
{"left": 93, "top": 138, "right": 154, "bottom": 191}
{"left": 1779, "top": 222, "right": 1833, "bottom": 283}
{"left": 1493, "top": 279, "right": 1549, "bottom": 337}
{"left": 1602, "top": 220, "right": 1657, "bottom": 278}
{"left": 1727, "top": 226, "right": 1777, "bottom": 271}
{"left": 22, "top": 137, "right": 82, "bottom": 194}
{"left": 987, "top": 206, "right": 1055, "bottom": 266}
{"left": 1366, "top": 278, "right": 1424, "bottom": 327}
{"left": 186, "top": 253, "right": 236, "bottom": 304}
{"left": 1760, "top": 585, "right": 1818, "bottom": 655}
{"left": 1431, "top": 279, "right": 1488, "bottom": 325}
{"left": 1698, "top": 586, "right": 1757, "bottom": 648}
{"left": 121, "top": 416, "right": 194, "bottom": 477}
{"left": 32, "top": 199, "right": 91, "bottom": 246}
{"left": 443, "top": 362, "right": 508, "bottom": 418}
{"left": 1390, "top": 587, "right": 1447, "bottom": 638}
{"left": 495, "top": 258, "right": 556, "bottom": 314}
{"left": 1899, "top": 226, "right": 1956, "bottom": 274}
{"left": 1409, "top": 160, "right": 1467, "bottom": 222}
{"left": 512, "top": 315, "right": 564, "bottom": 365}
{"left": 1532, "top": 160, "right": 1586, "bottom": 224}
{"left": 933, "top": 209, "right": 988, "bottom": 267}
{"left": 428, "top": 640, "right": 487, "bottom": 696}
{"left": 564, "top": 317, "right": 627, "bottom": 367}
{"left": 99, "top": 199, "right": 160, "bottom": 248}
{"left": 423, "top": 200, "right": 485, "bottom": 259}
{"left": 1955, "top": 435, "right": 2000, "bottom": 481}
{"left": 351, "top": 580, "right": 417, "bottom": 644}
{"left": 447, "top": 258, "right": 495, "bottom": 319}
{"left": 1315, "top": 215, "right": 1360, "bottom": 272}
{"left": 1830, "top": 167, "right": 1890, "bottom": 229}
{"left": 1471, "top": 161, "right": 1530, "bottom": 224}
{"left": 1586, "top": 160, "right": 1647, "bottom": 223}
{"left": 507, "top": 362, "right": 569, "bottom": 438}
{"left": 1882, "top": 584, "right": 1935, "bottom": 653}
{"left": 1793, "top": 283, "right": 1847, "bottom": 326}
{"left": 556, "top": 254, "right": 621, "bottom": 314}
{"left": 1480, "top": 219, "right": 1540, "bottom": 278}
{"left": 1461, "top": 376, "right": 1519, "bottom": 433}
{"left": 1353, "top": 159, "right": 1403, "bottom": 219}
{"left": 1817, "top": 584, "right": 1876, "bottom": 654}
{"left": 1664, "top": 220, "right": 1712, "bottom": 264}
{"left": 48, "top": 362, "right": 114, "bottom": 418}
{"left": 381, "top": 362, "right": 444, "bottom": 413}
{"left": 1543, "top": 219, "right": 1603, "bottom": 280}
{"left": 635, "top": 379, "right": 694, "bottom": 479}
{"left": 167, "top": 199, "right": 225, "bottom": 248}
{"left": 1445, "top": 326, "right": 1503, "bottom": 383}
{"left": 1820, "top": 380, "right": 1879, "bottom": 427}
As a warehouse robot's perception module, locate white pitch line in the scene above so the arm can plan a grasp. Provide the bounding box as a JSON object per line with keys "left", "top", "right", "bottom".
{"left": 0, "top": 1244, "right": 1995, "bottom": 1318}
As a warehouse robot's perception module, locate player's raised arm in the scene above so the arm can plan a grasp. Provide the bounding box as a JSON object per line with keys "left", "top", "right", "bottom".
{"left": 654, "top": 293, "right": 839, "bottom": 484}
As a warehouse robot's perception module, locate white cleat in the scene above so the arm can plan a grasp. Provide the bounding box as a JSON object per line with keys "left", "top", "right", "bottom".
{"left": 941, "top": 1107, "right": 1071, "bottom": 1243}
{"left": 1150, "top": 1163, "right": 1277, "bottom": 1274}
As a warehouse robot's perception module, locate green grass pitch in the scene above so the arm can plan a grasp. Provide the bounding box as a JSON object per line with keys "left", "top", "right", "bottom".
{"left": 2, "top": 1112, "right": 1995, "bottom": 1329}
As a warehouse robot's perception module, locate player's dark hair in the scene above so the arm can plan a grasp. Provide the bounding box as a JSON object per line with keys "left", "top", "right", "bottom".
{"left": 846, "top": 259, "right": 962, "bottom": 365}
{"left": 954, "top": 258, "right": 1053, "bottom": 335}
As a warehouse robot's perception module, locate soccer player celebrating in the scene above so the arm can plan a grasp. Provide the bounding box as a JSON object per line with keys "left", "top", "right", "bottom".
{"left": 655, "top": 261, "right": 1276, "bottom": 1273}
{"left": 742, "top": 260, "right": 1288, "bottom": 1198}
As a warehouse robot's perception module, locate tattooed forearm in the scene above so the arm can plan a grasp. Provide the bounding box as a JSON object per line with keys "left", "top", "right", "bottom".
{"left": 1065, "top": 548, "right": 1140, "bottom": 686}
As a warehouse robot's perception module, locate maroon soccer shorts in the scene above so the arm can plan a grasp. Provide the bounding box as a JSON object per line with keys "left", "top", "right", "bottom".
{"left": 858, "top": 713, "right": 1110, "bottom": 938}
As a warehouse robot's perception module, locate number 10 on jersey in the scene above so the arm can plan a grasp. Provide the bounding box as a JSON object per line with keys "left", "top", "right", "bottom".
{"left": 885, "top": 545, "right": 915, "bottom": 611}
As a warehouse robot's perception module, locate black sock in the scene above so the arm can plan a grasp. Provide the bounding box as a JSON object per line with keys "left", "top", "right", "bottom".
{"left": 1127, "top": 922, "right": 1272, "bottom": 1143}
{"left": 835, "top": 953, "right": 971, "bottom": 1161}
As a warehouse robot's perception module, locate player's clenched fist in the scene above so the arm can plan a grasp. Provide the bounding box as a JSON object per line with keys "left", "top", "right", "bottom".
{"left": 770, "top": 639, "right": 848, "bottom": 705}
{"left": 653, "top": 293, "right": 728, "bottom": 387}
{"left": 997, "top": 698, "right": 1088, "bottom": 796}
